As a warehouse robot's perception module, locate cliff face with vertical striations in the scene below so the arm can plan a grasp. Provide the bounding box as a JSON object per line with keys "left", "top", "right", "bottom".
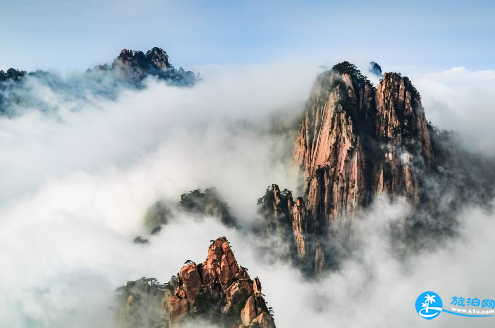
{"left": 116, "top": 237, "right": 275, "bottom": 328}
{"left": 260, "top": 62, "right": 436, "bottom": 275}
{"left": 294, "top": 63, "right": 433, "bottom": 227}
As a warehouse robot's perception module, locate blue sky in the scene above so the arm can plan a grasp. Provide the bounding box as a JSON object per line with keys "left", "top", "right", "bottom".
{"left": 1, "top": 0, "right": 494, "bottom": 72}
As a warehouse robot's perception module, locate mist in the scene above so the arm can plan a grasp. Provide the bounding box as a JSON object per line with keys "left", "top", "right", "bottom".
{"left": 410, "top": 66, "right": 495, "bottom": 155}
{"left": 1, "top": 60, "right": 495, "bottom": 328}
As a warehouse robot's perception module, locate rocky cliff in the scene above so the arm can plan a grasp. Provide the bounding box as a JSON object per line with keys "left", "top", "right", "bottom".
{"left": 294, "top": 62, "right": 433, "bottom": 224}
{"left": 259, "top": 62, "right": 439, "bottom": 275}
{"left": 116, "top": 237, "right": 275, "bottom": 328}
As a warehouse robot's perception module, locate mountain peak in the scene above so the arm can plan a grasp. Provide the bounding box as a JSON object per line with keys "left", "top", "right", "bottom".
{"left": 117, "top": 47, "right": 171, "bottom": 70}
{"left": 96, "top": 46, "right": 198, "bottom": 86}
{"left": 116, "top": 237, "right": 275, "bottom": 328}
{"left": 0, "top": 68, "right": 27, "bottom": 81}
{"left": 263, "top": 63, "right": 435, "bottom": 275}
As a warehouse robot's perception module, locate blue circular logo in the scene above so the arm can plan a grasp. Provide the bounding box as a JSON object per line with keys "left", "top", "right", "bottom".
{"left": 415, "top": 291, "right": 443, "bottom": 320}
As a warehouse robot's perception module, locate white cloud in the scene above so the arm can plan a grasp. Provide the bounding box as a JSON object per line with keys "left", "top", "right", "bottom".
{"left": 0, "top": 60, "right": 314, "bottom": 327}
{"left": 405, "top": 67, "right": 495, "bottom": 154}
{"left": 1, "top": 60, "right": 495, "bottom": 328}
{"left": 243, "top": 199, "right": 495, "bottom": 328}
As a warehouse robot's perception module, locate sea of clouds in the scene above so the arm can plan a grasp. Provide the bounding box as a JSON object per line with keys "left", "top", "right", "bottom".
{"left": 1, "top": 60, "right": 495, "bottom": 328}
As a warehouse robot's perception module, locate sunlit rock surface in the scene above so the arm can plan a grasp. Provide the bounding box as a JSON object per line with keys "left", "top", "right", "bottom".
{"left": 116, "top": 237, "right": 275, "bottom": 328}
{"left": 258, "top": 62, "right": 481, "bottom": 275}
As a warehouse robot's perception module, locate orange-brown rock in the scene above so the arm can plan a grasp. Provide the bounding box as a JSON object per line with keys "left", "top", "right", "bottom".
{"left": 117, "top": 237, "right": 275, "bottom": 328}
{"left": 253, "top": 278, "right": 262, "bottom": 296}
{"left": 292, "top": 197, "right": 308, "bottom": 259}
{"left": 179, "top": 262, "right": 202, "bottom": 303}
{"left": 261, "top": 62, "right": 436, "bottom": 275}
{"left": 296, "top": 67, "right": 433, "bottom": 222}
{"left": 166, "top": 237, "right": 274, "bottom": 328}
{"left": 169, "top": 295, "right": 189, "bottom": 325}
{"left": 240, "top": 296, "right": 257, "bottom": 326}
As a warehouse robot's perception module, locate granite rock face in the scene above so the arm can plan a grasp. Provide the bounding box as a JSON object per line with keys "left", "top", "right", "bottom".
{"left": 294, "top": 63, "right": 433, "bottom": 227}
{"left": 260, "top": 62, "right": 436, "bottom": 275}
{"left": 116, "top": 237, "right": 275, "bottom": 328}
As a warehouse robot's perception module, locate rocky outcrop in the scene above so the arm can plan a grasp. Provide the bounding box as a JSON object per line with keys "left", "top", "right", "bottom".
{"left": 261, "top": 62, "right": 436, "bottom": 274}
{"left": 0, "top": 68, "right": 31, "bottom": 115}
{"left": 295, "top": 62, "right": 433, "bottom": 227}
{"left": 179, "top": 188, "right": 239, "bottom": 228}
{"left": 117, "top": 48, "right": 170, "bottom": 69}
{"left": 291, "top": 197, "right": 308, "bottom": 259}
{"left": 374, "top": 73, "right": 433, "bottom": 203}
{"left": 0, "top": 68, "right": 26, "bottom": 81}
{"left": 99, "top": 47, "right": 198, "bottom": 86}
{"left": 134, "top": 189, "right": 239, "bottom": 244}
{"left": 116, "top": 237, "right": 275, "bottom": 328}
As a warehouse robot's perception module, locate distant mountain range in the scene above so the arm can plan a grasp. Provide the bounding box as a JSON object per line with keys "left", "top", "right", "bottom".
{"left": 0, "top": 47, "right": 198, "bottom": 115}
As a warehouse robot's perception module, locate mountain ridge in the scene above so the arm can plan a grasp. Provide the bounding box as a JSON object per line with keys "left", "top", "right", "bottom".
{"left": 0, "top": 47, "right": 198, "bottom": 115}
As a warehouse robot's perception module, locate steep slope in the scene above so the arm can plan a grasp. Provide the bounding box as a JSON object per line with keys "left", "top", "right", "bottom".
{"left": 294, "top": 63, "right": 433, "bottom": 228}
{"left": 116, "top": 237, "right": 275, "bottom": 328}
{"left": 259, "top": 62, "right": 439, "bottom": 275}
